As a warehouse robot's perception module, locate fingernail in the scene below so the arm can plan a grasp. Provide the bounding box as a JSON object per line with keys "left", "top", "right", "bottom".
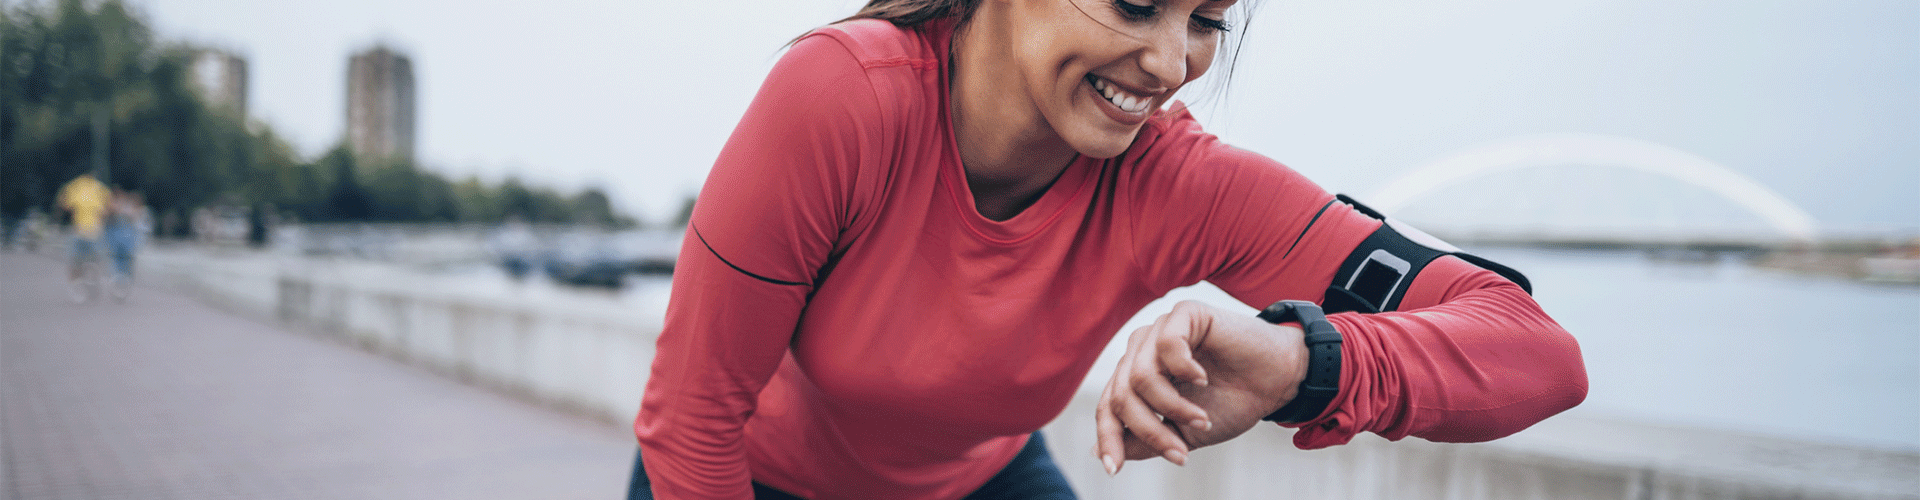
{"left": 1164, "top": 449, "right": 1187, "bottom": 466}
{"left": 1196, "top": 378, "right": 1209, "bottom": 386}
{"left": 1102, "top": 455, "right": 1118, "bottom": 476}
{"left": 1190, "top": 419, "right": 1211, "bottom": 431}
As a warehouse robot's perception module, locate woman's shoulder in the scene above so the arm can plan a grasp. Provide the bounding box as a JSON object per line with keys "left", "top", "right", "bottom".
{"left": 1130, "top": 104, "right": 1285, "bottom": 180}
{"left": 778, "top": 19, "right": 949, "bottom": 124}
{"left": 1120, "top": 103, "right": 1309, "bottom": 211}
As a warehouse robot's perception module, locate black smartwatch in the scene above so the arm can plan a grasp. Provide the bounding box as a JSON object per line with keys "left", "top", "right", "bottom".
{"left": 1258, "top": 300, "right": 1343, "bottom": 423}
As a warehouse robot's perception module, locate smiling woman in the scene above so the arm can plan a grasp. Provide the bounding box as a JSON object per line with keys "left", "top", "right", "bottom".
{"left": 628, "top": 1, "right": 1588, "bottom": 499}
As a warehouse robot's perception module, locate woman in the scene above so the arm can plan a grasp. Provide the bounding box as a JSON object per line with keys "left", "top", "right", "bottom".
{"left": 632, "top": 0, "right": 1588, "bottom": 498}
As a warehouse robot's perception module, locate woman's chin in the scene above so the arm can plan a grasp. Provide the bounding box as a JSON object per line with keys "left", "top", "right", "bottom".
{"left": 1056, "top": 122, "right": 1141, "bottom": 159}
{"left": 1070, "top": 134, "right": 1138, "bottom": 160}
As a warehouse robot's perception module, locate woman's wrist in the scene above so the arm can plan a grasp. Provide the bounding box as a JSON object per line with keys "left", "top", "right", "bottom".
{"left": 1257, "top": 300, "right": 1343, "bottom": 423}
{"left": 1254, "top": 321, "right": 1310, "bottom": 417}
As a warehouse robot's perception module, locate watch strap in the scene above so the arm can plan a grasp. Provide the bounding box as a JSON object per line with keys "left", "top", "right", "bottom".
{"left": 1259, "top": 300, "right": 1343, "bottom": 423}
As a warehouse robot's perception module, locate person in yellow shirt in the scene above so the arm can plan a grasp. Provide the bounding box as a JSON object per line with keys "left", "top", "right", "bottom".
{"left": 56, "top": 173, "right": 111, "bottom": 283}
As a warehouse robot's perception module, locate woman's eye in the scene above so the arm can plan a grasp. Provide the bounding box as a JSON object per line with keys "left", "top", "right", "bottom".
{"left": 1189, "top": 15, "right": 1230, "bottom": 34}
{"left": 1112, "top": 0, "right": 1156, "bottom": 20}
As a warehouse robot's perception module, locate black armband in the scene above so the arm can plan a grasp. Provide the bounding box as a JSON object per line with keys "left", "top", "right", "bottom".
{"left": 1259, "top": 300, "right": 1341, "bottom": 423}
{"left": 1321, "top": 194, "right": 1532, "bottom": 315}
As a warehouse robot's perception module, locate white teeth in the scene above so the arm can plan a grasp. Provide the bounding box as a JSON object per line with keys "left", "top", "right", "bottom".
{"left": 1091, "top": 76, "right": 1149, "bottom": 113}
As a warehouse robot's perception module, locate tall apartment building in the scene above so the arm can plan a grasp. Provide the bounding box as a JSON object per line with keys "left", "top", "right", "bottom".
{"left": 191, "top": 50, "right": 248, "bottom": 116}
{"left": 346, "top": 46, "right": 416, "bottom": 162}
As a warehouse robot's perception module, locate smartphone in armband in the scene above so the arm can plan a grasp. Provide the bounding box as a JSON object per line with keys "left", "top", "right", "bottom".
{"left": 1345, "top": 249, "right": 1411, "bottom": 311}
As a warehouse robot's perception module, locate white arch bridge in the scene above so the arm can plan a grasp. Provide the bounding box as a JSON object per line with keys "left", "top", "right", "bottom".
{"left": 1363, "top": 133, "right": 1819, "bottom": 249}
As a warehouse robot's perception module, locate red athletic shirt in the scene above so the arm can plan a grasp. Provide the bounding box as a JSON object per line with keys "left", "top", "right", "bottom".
{"left": 635, "top": 19, "right": 1587, "bottom": 500}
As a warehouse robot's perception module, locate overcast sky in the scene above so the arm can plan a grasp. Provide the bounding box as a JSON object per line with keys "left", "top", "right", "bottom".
{"left": 120, "top": 0, "right": 1918, "bottom": 232}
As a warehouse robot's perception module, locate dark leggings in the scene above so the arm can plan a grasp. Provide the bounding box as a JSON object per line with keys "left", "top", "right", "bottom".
{"left": 627, "top": 432, "right": 1077, "bottom": 500}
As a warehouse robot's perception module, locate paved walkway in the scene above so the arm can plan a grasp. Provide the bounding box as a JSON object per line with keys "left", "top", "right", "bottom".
{"left": 0, "top": 252, "right": 635, "bottom": 499}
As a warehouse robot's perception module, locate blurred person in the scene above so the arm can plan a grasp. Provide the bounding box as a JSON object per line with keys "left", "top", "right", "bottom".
{"left": 193, "top": 206, "right": 215, "bottom": 244}
{"left": 16, "top": 208, "right": 47, "bottom": 252}
{"left": 56, "top": 173, "right": 111, "bottom": 287}
{"left": 631, "top": 1, "right": 1588, "bottom": 499}
{"left": 246, "top": 203, "right": 276, "bottom": 248}
{"left": 103, "top": 188, "right": 144, "bottom": 286}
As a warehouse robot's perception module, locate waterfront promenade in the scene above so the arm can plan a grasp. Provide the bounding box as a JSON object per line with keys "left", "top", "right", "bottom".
{"left": 5, "top": 244, "right": 1914, "bottom": 500}
{"left": 0, "top": 252, "right": 634, "bottom": 499}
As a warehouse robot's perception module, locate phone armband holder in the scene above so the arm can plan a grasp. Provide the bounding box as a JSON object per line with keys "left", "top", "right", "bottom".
{"left": 1322, "top": 195, "right": 1532, "bottom": 315}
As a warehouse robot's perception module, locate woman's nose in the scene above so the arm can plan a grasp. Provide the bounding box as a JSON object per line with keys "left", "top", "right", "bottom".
{"left": 1136, "top": 22, "right": 1187, "bottom": 89}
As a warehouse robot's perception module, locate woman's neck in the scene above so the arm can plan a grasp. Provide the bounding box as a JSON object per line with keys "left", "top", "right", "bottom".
{"left": 948, "top": 13, "right": 1079, "bottom": 221}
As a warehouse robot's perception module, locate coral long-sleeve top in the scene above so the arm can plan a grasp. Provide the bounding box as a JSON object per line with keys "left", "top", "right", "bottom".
{"left": 634, "top": 18, "right": 1586, "bottom": 500}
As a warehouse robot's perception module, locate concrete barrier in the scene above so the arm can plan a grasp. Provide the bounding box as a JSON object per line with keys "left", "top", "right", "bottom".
{"left": 1039, "top": 394, "right": 1918, "bottom": 500}
{"left": 144, "top": 246, "right": 1918, "bottom": 500}
{"left": 146, "top": 246, "right": 656, "bottom": 426}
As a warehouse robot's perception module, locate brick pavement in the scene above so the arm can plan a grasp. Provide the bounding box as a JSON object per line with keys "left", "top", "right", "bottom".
{"left": 0, "top": 252, "right": 636, "bottom": 499}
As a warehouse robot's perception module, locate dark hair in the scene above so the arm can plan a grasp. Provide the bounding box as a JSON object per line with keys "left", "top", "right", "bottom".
{"left": 807, "top": 0, "right": 1260, "bottom": 106}
{"left": 789, "top": 0, "right": 982, "bottom": 46}
{"left": 833, "top": 0, "right": 985, "bottom": 28}
{"left": 1190, "top": 1, "right": 1262, "bottom": 109}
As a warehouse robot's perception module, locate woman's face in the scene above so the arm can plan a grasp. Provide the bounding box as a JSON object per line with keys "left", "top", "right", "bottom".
{"left": 1007, "top": 0, "right": 1237, "bottom": 159}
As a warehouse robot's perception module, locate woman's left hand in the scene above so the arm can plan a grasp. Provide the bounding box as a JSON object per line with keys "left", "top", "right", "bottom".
{"left": 1093, "top": 300, "right": 1310, "bottom": 474}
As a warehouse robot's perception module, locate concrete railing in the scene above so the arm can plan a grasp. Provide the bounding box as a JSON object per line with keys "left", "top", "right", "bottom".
{"left": 1039, "top": 395, "right": 1918, "bottom": 500}
{"left": 146, "top": 246, "right": 656, "bottom": 426}
{"left": 144, "top": 246, "right": 1919, "bottom": 500}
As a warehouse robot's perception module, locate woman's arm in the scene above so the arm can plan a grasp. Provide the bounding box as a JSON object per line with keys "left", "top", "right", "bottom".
{"left": 1096, "top": 129, "right": 1586, "bottom": 468}
{"left": 634, "top": 32, "right": 882, "bottom": 499}
{"left": 1294, "top": 255, "right": 1588, "bottom": 446}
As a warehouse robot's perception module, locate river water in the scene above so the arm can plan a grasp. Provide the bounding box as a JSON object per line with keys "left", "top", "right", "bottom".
{"left": 1482, "top": 247, "right": 1920, "bottom": 451}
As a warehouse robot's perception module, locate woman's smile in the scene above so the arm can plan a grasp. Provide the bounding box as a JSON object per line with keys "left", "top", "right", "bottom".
{"left": 1087, "top": 74, "right": 1152, "bottom": 114}
{"left": 1085, "top": 74, "right": 1156, "bottom": 125}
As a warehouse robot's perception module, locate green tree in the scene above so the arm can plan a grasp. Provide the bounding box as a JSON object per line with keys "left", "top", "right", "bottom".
{"left": 1, "top": 0, "right": 258, "bottom": 234}
{"left": 451, "top": 176, "right": 499, "bottom": 222}
{"left": 1, "top": 0, "right": 636, "bottom": 232}
{"left": 314, "top": 145, "right": 369, "bottom": 221}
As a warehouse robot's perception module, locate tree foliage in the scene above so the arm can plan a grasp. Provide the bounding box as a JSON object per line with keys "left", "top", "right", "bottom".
{"left": 1, "top": 0, "right": 634, "bottom": 233}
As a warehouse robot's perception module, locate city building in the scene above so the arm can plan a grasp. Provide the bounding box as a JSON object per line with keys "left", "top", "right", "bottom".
{"left": 346, "top": 45, "right": 415, "bottom": 163}
{"left": 190, "top": 50, "right": 248, "bottom": 117}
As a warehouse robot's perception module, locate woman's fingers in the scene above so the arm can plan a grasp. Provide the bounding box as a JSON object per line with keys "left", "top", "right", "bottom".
{"left": 1096, "top": 305, "right": 1233, "bottom": 471}
{"left": 1155, "top": 304, "right": 1211, "bottom": 386}
{"left": 1131, "top": 303, "right": 1210, "bottom": 428}
{"left": 1114, "top": 372, "right": 1191, "bottom": 465}
{"left": 1094, "top": 387, "right": 1123, "bottom": 474}
{"left": 1126, "top": 333, "right": 1209, "bottom": 430}
{"left": 1120, "top": 429, "right": 1163, "bottom": 460}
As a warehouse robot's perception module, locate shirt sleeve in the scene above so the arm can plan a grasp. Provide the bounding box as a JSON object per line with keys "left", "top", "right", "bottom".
{"left": 1291, "top": 256, "right": 1589, "bottom": 448}
{"left": 634, "top": 32, "right": 882, "bottom": 499}
{"left": 1129, "top": 116, "right": 1587, "bottom": 449}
